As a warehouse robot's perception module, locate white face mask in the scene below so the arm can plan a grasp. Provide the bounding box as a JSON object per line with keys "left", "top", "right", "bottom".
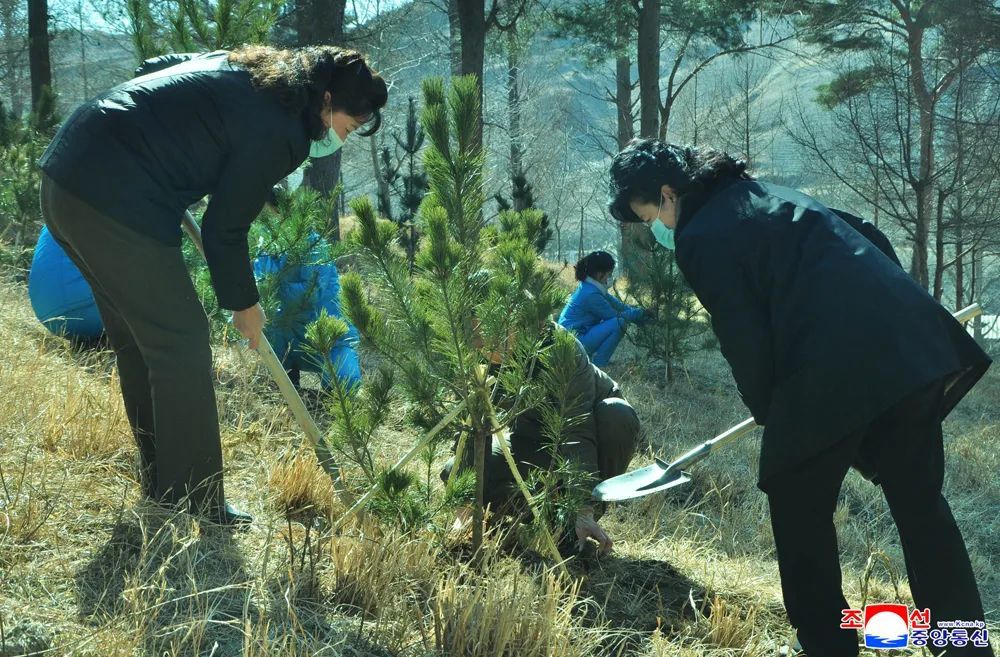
{"left": 649, "top": 195, "right": 675, "bottom": 250}
{"left": 309, "top": 127, "right": 343, "bottom": 158}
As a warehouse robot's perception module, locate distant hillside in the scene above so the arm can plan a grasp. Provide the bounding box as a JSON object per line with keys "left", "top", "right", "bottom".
{"left": 32, "top": 1, "right": 841, "bottom": 258}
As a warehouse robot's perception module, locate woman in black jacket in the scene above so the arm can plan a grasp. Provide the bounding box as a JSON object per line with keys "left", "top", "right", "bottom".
{"left": 38, "top": 46, "right": 387, "bottom": 525}
{"left": 608, "top": 138, "right": 993, "bottom": 657}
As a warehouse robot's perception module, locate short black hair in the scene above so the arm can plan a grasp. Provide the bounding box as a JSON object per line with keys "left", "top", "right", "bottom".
{"left": 608, "top": 138, "right": 750, "bottom": 223}
{"left": 574, "top": 251, "right": 615, "bottom": 281}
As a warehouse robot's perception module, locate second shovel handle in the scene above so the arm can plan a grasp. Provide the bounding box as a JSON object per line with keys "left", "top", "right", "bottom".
{"left": 667, "top": 417, "right": 758, "bottom": 471}
{"left": 703, "top": 416, "right": 759, "bottom": 452}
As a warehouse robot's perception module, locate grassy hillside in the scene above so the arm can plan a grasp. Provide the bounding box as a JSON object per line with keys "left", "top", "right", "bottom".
{"left": 0, "top": 269, "right": 996, "bottom": 656}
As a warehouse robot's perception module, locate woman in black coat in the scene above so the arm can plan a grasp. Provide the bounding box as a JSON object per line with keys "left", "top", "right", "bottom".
{"left": 38, "top": 46, "right": 387, "bottom": 525}
{"left": 608, "top": 138, "right": 993, "bottom": 657}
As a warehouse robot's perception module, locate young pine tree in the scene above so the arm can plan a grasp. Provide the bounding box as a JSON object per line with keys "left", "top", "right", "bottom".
{"left": 339, "top": 76, "right": 578, "bottom": 567}
{"left": 624, "top": 245, "right": 707, "bottom": 385}
{"left": 375, "top": 96, "right": 429, "bottom": 269}
{"left": 375, "top": 144, "right": 400, "bottom": 222}
{"left": 495, "top": 171, "right": 552, "bottom": 255}
{"left": 126, "top": 0, "right": 280, "bottom": 61}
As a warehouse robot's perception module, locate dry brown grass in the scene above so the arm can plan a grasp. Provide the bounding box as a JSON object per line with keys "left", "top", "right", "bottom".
{"left": 1, "top": 270, "right": 997, "bottom": 657}
{"left": 431, "top": 559, "right": 605, "bottom": 657}
{"left": 269, "top": 453, "right": 337, "bottom": 524}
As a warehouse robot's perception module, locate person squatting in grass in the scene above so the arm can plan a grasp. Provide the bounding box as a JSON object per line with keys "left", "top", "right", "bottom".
{"left": 558, "top": 250, "right": 652, "bottom": 367}
{"left": 37, "top": 46, "right": 388, "bottom": 526}
{"left": 608, "top": 138, "right": 993, "bottom": 657}
{"left": 442, "top": 321, "right": 641, "bottom": 555}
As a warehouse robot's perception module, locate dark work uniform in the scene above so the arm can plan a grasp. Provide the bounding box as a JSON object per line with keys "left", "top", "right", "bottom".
{"left": 442, "top": 330, "right": 640, "bottom": 511}
{"left": 37, "top": 52, "right": 310, "bottom": 514}
{"left": 673, "top": 178, "right": 993, "bottom": 657}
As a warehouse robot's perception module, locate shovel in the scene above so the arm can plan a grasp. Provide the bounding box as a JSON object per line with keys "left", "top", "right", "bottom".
{"left": 181, "top": 210, "right": 356, "bottom": 508}
{"left": 593, "top": 418, "right": 757, "bottom": 502}
{"left": 593, "top": 303, "right": 984, "bottom": 503}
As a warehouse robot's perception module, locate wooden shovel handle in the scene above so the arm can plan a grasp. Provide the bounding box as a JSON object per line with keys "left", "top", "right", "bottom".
{"left": 181, "top": 210, "right": 356, "bottom": 508}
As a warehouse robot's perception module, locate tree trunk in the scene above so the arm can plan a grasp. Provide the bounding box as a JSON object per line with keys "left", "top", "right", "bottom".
{"left": 447, "top": 0, "right": 462, "bottom": 77}
{"left": 322, "top": 0, "right": 347, "bottom": 44}
{"left": 77, "top": 0, "right": 89, "bottom": 99}
{"left": 636, "top": 0, "right": 660, "bottom": 139}
{"left": 971, "top": 245, "right": 983, "bottom": 341}
{"left": 954, "top": 212, "right": 964, "bottom": 309}
{"left": 690, "top": 71, "right": 699, "bottom": 145}
{"left": 295, "top": 0, "right": 310, "bottom": 44}
{"left": 665, "top": 259, "right": 674, "bottom": 384}
{"left": 471, "top": 425, "right": 487, "bottom": 558}
{"left": 909, "top": 86, "right": 938, "bottom": 290}
{"left": 369, "top": 137, "right": 392, "bottom": 218}
{"left": 627, "top": 0, "right": 658, "bottom": 280}
{"left": 27, "top": 0, "right": 51, "bottom": 112}
{"left": 303, "top": 152, "right": 343, "bottom": 240}
{"left": 951, "top": 62, "right": 967, "bottom": 312}
{"left": 1, "top": 0, "right": 25, "bottom": 116}
{"left": 614, "top": 7, "right": 634, "bottom": 149}
{"left": 297, "top": 0, "right": 346, "bottom": 238}
{"left": 907, "top": 23, "right": 934, "bottom": 290}
{"left": 742, "top": 63, "right": 751, "bottom": 164}
{"left": 932, "top": 189, "right": 946, "bottom": 302}
{"left": 506, "top": 31, "right": 524, "bottom": 205}
{"left": 296, "top": 0, "right": 346, "bottom": 45}
{"left": 872, "top": 168, "right": 880, "bottom": 229}
{"left": 615, "top": 55, "right": 633, "bottom": 148}
{"left": 456, "top": 0, "right": 486, "bottom": 152}
{"left": 619, "top": 223, "right": 650, "bottom": 284}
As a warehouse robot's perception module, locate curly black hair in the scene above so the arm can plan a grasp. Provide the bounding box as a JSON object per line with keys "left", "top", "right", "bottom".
{"left": 229, "top": 45, "right": 388, "bottom": 141}
{"left": 608, "top": 138, "right": 751, "bottom": 223}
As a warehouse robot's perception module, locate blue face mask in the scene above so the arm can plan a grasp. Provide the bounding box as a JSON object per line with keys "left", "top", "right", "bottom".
{"left": 309, "top": 127, "right": 343, "bottom": 158}
{"left": 648, "top": 195, "right": 675, "bottom": 250}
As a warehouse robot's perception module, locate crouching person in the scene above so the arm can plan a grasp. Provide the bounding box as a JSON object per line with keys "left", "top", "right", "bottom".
{"left": 558, "top": 251, "right": 649, "bottom": 367}
{"left": 441, "top": 322, "right": 640, "bottom": 555}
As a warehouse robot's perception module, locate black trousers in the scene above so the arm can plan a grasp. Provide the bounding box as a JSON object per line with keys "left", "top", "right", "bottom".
{"left": 39, "top": 174, "right": 226, "bottom": 513}
{"left": 765, "top": 378, "right": 993, "bottom": 657}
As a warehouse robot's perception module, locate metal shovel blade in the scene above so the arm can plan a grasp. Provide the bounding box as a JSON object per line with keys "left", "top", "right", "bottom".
{"left": 592, "top": 463, "right": 691, "bottom": 502}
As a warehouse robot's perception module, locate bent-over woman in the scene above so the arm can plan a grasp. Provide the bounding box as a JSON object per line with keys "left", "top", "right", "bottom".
{"left": 38, "top": 46, "right": 387, "bottom": 525}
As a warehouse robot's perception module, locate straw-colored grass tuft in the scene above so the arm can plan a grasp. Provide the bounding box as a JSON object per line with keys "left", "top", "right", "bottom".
{"left": 268, "top": 452, "right": 337, "bottom": 524}
{"left": 431, "top": 559, "right": 603, "bottom": 657}
{"left": 700, "top": 594, "right": 760, "bottom": 650}
{"left": 324, "top": 526, "right": 440, "bottom": 617}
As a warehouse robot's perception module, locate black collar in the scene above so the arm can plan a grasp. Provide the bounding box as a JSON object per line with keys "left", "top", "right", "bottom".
{"left": 675, "top": 175, "right": 745, "bottom": 236}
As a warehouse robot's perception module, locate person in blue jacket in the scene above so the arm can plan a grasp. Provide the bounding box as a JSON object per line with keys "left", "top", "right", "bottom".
{"left": 29, "top": 224, "right": 104, "bottom": 343}
{"left": 557, "top": 251, "right": 649, "bottom": 366}
{"left": 254, "top": 242, "right": 361, "bottom": 393}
